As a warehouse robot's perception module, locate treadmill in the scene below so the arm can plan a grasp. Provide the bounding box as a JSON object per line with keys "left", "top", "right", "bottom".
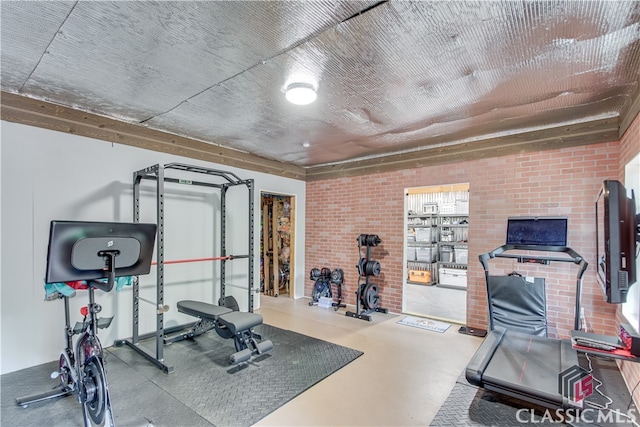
{"left": 465, "top": 244, "right": 588, "bottom": 409}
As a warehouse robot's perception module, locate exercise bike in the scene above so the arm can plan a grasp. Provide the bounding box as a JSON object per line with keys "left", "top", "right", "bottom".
{"left": 61, "top": 277, "right": 117, "bottom": 426}
{"left": 16, "top": 220, "right": 156, "bottom": 427}
{"left": 17, "top": 261, "right": 117, "bottom": 426}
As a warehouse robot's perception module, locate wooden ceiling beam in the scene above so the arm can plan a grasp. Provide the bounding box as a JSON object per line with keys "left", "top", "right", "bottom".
{"left": 1, "top": 92, "right": 624, "bottom": 183}
{"left": 305, "top": 117, "right": 620, "bottom": 181}
{"left": 620, "top": 82, "right": 640, "bottom": 139}
{"left": 0, "top": 91, "right": 307, "bottom": 181}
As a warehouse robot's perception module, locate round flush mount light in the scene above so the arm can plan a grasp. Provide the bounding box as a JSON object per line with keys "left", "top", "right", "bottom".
{"left": 285, "top": 83, "right": 317, "bottom": 105}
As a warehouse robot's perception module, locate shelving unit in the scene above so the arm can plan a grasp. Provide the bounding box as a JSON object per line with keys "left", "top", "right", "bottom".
{"left": 261, "top": 194, "right": 293, "bottom": 297}
{"left": 436, "top": 214, "right": 468, "bottom": 290}
{"left": 407, "top": 212, "right": 468, "bottom": 289}
{"left": 407, "top": 213, "right": 438, "bottom": 286}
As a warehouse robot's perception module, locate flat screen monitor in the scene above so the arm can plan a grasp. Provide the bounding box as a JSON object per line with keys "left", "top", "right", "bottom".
{"left": 595, "top": 180, "right": 638, "bottom": 304}
{"left": 506, "top": 216, "right": 568, "bottom": 246}
{"left": 45, "top": 220, "right": 156, "bottom": 284}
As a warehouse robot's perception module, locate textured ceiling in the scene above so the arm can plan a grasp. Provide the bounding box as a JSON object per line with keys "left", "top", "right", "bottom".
{"left": 1, "top": 1, "right": 639, "bottom": 171}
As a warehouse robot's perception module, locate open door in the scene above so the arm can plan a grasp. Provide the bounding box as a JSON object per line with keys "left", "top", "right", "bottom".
{"left": 261, "top": 192, "right": 295, "bottom": 297}
{"left": 404, "top": 184, "right": 469, "bottom": 323}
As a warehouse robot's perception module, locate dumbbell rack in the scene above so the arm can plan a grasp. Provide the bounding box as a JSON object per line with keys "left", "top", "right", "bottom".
{"left": 308, "top": 267, "right": 332, "bottom": 306}
{"left": 308, "top": 267, "right": 347, "bottom": 311}
{"left": 346, "top": 234, "right": 388, "bottom": 322}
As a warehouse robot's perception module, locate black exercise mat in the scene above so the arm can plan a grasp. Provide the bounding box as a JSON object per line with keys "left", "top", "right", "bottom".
{"left": 1, "top": 324, "right": 363, "bottom": 427}
{"left": 431, "top": 356, "right": 637, "bottom": 427}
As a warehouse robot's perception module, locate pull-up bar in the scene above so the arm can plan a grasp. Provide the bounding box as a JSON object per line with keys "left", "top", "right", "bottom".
{"left": 151, "top": 254, "right": 248, "bottom": 266}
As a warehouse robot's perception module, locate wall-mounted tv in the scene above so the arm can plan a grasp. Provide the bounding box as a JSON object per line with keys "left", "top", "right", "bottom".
{"left": 45, "top": 220, "right": 157, "bottom": 284}
{"left": 506, "top": 216, "right": 568, "bottom": 247}
{"left": 596, "top": 180, "right": 639, "bottom": 304}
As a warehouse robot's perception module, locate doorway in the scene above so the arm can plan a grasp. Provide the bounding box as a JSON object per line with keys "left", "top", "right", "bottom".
{"left": 403, "top": 184, "right": 469, "bottom": 323}
{"left": 260, "top": 192, "right": 295, "bottom": 298}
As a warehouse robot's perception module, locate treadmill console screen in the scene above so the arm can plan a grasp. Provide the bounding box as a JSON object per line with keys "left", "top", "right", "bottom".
{"left": 506, "top": 217, "right": 568, "bottom": 247}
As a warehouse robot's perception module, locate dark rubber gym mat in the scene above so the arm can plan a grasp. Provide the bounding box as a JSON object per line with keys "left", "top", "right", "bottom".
{"left": 431, "top": 356, "right": 637, "bottom": 427}
{"left": 430, "top": 379, "right": 559, "bottom": 426}
{"left": 2, "top": 324, "right": 363, "bottom": 427}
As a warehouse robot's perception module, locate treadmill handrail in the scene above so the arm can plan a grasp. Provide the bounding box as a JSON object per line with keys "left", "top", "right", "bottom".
{"left": 479, "top": 244, "right": 588, "bottom": 331}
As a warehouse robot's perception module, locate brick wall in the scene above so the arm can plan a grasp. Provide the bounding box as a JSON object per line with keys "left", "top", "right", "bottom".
{"left": 306, "top": 110, "right": 640, "bottom": 403}
{"left": 306, "top": 140, "right": 622, "bottom": 339}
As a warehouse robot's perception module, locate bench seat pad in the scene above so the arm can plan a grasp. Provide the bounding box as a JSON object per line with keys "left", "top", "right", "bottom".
{"left": 217, "top": 311, "right": 263, "bottom": 334}
{"left": 177, "top": 300, "right": 233, "bottom": 320}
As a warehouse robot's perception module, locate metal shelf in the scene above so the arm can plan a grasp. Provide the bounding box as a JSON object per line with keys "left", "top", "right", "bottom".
{"left": 407, "top": 208, "right": 468, "bottom": 288}
{"left": 437, "top": 283, "right": 467, "bottom": 290}
{"left": 438, "top": 261, "right": 468, "bottom": 267}
{"left": 407, "top": 280, "right": 437, "bottom": 286}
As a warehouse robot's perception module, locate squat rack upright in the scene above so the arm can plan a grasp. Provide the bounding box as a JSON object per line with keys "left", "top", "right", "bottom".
{"left": 116, "top": 163, "right": 254, "bottom": 373}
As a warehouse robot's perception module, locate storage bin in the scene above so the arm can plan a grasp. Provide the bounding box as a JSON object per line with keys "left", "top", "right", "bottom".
{"left": 455, "top": 199, "right": 469, "bottom": 214}
{"left": 439, "top": 267, "right": 467, "bottom": 288}
{"left": 416, "top": 247, "right": 436, "bottom": 262}
{"left": 407, "top": 247, "right": 417, "bottom": 261}
{"left": 440, "top": 202, "right": 456, "bottom": 214}
{"left": 422, "top": 203, "right": 438, "bottom": 214}
{"left": 454, "top": 247, "right": 468, "bottom": 265}
{"left": 415, "top": 227, "right": 435, "bottom": 242}
{"left": 440, "top": 230, "right": 453, "bottom": 242}
{"left": 409, "top": 269, "right": 432, "bottom": 284}
{"left": 439, "top": 246, "right": 453, "bottom": 263}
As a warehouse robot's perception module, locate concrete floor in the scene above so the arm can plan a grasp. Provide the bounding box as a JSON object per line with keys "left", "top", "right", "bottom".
{"left": 254, "top": 296, "right": 483, "bottom": 426}
{"left": 3, "top": 295, "right": 482, "bottom": 427}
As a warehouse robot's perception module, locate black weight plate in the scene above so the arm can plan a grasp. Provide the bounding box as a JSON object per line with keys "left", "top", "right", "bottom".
{"left": 362, "top": 283, "right": 379, "bottom": 310}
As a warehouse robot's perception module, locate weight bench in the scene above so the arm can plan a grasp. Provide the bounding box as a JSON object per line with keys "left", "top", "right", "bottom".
{"left": 174, "top": 299, "right": 273, "bottom": 364}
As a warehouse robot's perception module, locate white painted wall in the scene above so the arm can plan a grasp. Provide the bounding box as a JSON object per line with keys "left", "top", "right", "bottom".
{"left": 0, "top": 121, "right": 306, "bottom": 374}
{"left": 623, "top": 155, "right": 640, "bottom": 331}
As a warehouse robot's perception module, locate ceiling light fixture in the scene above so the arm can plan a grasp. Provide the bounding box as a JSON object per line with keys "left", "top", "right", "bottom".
{"left": 285, "top": 83, "right": 317, "bottom": 105}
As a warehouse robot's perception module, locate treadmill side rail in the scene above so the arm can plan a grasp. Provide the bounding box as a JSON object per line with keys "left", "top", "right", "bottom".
{"left": 560, "top": 339, "right": 582, "bottom": 408}
{"left": 465, "top": 328, "right": 506, "bottom": 386}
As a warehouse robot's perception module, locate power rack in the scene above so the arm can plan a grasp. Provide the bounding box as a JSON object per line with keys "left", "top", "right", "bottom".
{"left": 116, "top": 163, "right": 254, "bottom": 373}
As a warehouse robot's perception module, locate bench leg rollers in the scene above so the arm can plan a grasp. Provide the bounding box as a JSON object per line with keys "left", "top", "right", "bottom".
{"left": 256, "top": 340, "right": 273, "bottom": 354}
{"left": 230, "top": 348, "right": 252, "bottom": 364}
{"left": 229, "top": 339, "right": 274, "bottom": 364}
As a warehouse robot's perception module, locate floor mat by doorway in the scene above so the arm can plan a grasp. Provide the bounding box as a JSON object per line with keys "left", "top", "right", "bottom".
{"left": 1, "top": 324, "right": 363, "bottom": 427}
{"left": 398, "top": 316, "right": 451, "bottom": 333}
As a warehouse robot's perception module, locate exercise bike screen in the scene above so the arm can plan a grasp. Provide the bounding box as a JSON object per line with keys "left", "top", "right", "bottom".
{"left": 72, "top": 237, "right": 140, "bottom": 270}
{"left": 45, "top": 220, "right": 156, "bottom": 283}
